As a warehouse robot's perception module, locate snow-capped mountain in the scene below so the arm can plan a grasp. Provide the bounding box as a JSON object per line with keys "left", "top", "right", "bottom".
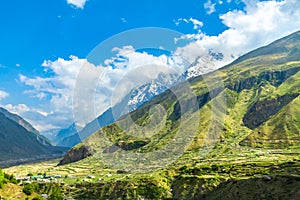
{"left": 127, "top": 72, "right": 183, "bottom": 112}
{"left": 55, "top": 51, "right": 228, "bottom": 148}
{"left": 184, "top": 50, "right": 227, "bottom": 79}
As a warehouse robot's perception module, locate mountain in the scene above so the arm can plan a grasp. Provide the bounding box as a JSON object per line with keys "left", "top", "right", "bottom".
{"left": 40, "top": 128, "right": 60, "bottom": 143}
{"left": 0, "top": 107, "right": 39, "bottom": 135}
{"left": 127, "top": 72, "right": 182, "bottom": 111}
{"left": 52, "top": 123, "right": 77, "bottom": 145}
{"left": 53, "top": 107, "right": 116, "bottom": 148}
{"left": 0, "top": 108, "right": 67, "bottom": 167}
{"left": 183, "top": 49, "right": 226, "bottom": 79}
{"left": 0, "top": 107, "right": 52, "bottom": 144}
{"left": 59, "top": 31, "right": 300, "bottom": 166}
{"left": 55, "top": 54, "right": 221, "bottom": 148}
{"left": 55, "top": 72, "right": 183, "bottom": 148}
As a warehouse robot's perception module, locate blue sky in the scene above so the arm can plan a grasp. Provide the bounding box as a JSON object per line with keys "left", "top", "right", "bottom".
{"left": 0, "top": 0, "right": 299, "bottom": 132}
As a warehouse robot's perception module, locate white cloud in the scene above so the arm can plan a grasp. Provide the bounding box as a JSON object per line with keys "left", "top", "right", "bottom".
{"left": 174, "top": 18, "right": 203, "bottom": 30}
{"left": 35, "top": 124, "right": 59, "bottom": 132}
{"left": 19, "top": 56, "right": 102, "bottom": 131}
{"left": 177, "top": 0, "right": 300, "bottom": 67}
{"left": 5, "top": 104, "right": 30, "bottom": 114}
{"left": 19, "top": 50, "right": 182, "bottom": 131}
{"left": 189, "top": 18, "right": 204, "bottom": 30}
{"left": 204, "top": 0, "right": 216, "bottom": 14}
{"left": 204, "top": 0, "right": 244, "bottom": 14}
{"left": 36, "top": 92, "right": 46, "bottom": 100}
{"left": 1, "top": 102, "right": 53, "bottom": 131}
{"left": 120, "top": 17, "right": 127, "bottom": 23}
{"left": 75, "top": 46, "right": 183, "bottom": 125}
{"left": 218, "top": 0, "right": 300, "bottom": 52}
{"left": 67, "top": 0, "right": 87, "bottom": 9}
{"left": 19, "top": 0, "right": 300, "bottom": 132}
{"left": 0, "top": 90, "right": 9, "bottom": 101}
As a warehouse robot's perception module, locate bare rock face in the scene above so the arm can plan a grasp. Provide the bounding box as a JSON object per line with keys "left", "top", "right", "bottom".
{"left": 58, "top": 145, "right": 92, "bottom": 166}
{"left": 243, "top": 94, "right": 299, "bottom": 129}
{"left": 227, "top": 67, "right": 300, "bottom": 93}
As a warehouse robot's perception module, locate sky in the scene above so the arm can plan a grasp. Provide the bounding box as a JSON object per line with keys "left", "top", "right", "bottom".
{"left": 0, "top": 0, "right": 300, "bottom": 132}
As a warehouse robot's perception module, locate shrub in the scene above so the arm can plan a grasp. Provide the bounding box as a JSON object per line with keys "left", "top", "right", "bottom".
{"left": 23, "top": 183, "right": 35, "bottom": 195}
{"left": 49, "top": 187, "right": 64, "bottom": 200}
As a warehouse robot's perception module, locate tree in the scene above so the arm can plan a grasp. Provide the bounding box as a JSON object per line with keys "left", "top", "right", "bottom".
{"left": 0, "top": 169, "right": 4, "bottom": 180}
{"left": 27, "top": 172, "right": 34, "bottom": 177}
{"left": 23, "top": 184, "right": 35, "bottom": 195}
{"left": 49, "top": 187, "right": 64, "bottom": 200}
{"left": 0, "top": 169, "right": 5, "bottom": 189}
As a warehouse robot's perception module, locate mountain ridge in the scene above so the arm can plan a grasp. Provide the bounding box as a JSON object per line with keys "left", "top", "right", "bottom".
{"left": 0, "top": 109, "right": 67, "bottom": 167}
{"left": 59, "top": 30, "right": 300, "bottom": 166}
{"left": 53, "top": 52, "right": 225, "bottom": 148}
{"left": 0, "top": 107, "right": 39, "bottom": 135}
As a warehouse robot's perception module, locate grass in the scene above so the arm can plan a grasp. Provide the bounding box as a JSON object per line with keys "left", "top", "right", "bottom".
{"left": 0, "top": 183, "right": 40, "bottom": 200}
{"left": 5, "top": 149, "right": 299, "bottom": 199}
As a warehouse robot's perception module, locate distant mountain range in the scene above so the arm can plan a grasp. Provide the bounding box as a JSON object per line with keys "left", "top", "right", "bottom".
{"left": 0, "top": 107, "right": 67, "bottom": 167}
{"left": 59, "top": 30, "right": 300, "bottom": 166}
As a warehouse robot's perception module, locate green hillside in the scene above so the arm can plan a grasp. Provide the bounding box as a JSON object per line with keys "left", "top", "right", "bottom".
{"left": 0, "top": 107, "right": 39, "bottom": 135}
{"left": 0, "top": 107, "right": 53, "bottom": 145}
{"left": 0, "top": 111, "right": 67, "bottom": 168}
{"left": 4, "top": 31, "right": 300, "bottom": 199}
{"left": 60, "top": 31, "right": 300, "bottom": 166}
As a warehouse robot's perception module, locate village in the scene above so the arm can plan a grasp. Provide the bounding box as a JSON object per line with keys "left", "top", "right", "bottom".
{"left": 15, "top": 173, "right": 114, "bottom": 184}
{"left": 16, "top": 174, "right": 63, "bottom": 184}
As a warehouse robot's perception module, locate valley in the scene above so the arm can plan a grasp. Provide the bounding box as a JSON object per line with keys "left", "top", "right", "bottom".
{"left": 3, "top": 147, "right": 300, "bottom": 199}
{"left": 1, "top": 30, "right": 300, "bottom": 199}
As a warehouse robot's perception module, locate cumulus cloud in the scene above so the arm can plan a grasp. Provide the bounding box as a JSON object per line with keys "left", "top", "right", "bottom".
{"left": 19, "top": 56, "right": 99, "bottom": 131}
{"left": 19, "top": 49, "right": 182, "bottom": 131}
{"left": 177, "top": 0, "right": 300, "bottom": 67}
{"left": 67, "top": 0, "right": 87, "bottom": 9}
{"left": 218, "top": 0, "right": 300, "bottom": 53}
